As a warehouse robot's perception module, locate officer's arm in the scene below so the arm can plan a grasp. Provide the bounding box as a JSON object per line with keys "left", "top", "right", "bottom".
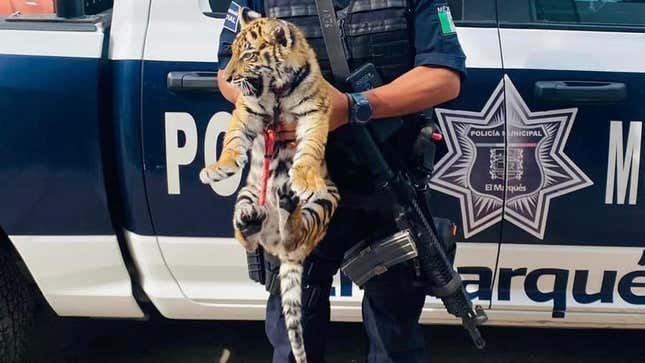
{"left": 363, "top": 66, "right": 460, "bottom": 120}
{"left": 217, "top": 65, "right": 459, "bottom": 124}
{"left": 332, "top": 0, "right": 466, "bottom": 129}
{"left": 325, "top": 67, "right": 459, "bottom": 131}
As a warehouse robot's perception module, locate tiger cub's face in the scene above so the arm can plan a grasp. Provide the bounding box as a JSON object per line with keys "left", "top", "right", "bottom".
{"left": 222, "top": 9, "right": 311, "bottom": 99}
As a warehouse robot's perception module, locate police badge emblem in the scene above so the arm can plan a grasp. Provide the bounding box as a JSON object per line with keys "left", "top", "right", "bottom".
{"left": 430, "top": 76, "right": 593, "bottom": 239}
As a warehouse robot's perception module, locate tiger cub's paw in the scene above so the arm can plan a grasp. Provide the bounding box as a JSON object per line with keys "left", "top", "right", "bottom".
{"left": 199, "top": 151, "right": 247, "bottom": 184}
{"left": 277, "top": 183, "right": 300, "bottom": 214}
{"left": 289, "top": 164, "right": 326, "bottom": 197}
{"left": 234, "top": 204, "right": 266, "bottom": 239}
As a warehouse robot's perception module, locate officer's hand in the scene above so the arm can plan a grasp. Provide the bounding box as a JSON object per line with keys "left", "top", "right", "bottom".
{"left": 276, "top": 121, "right": 297, "bottom": 149}
{"left": 277, "top": 83, "right": 348, "bottom": 146}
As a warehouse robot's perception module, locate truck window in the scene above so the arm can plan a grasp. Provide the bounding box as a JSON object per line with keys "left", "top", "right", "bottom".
{"left": 0, "top": 0, "right": 54, "bottom": 16}
{"left": 83, "top": 0, "right": 112, "bottom": 15}
{"left": 200, "top": 0, "right": 229, "bottom": 17}
{"left": 201, "top": 1, "right": 498, "bottom": 23}
{"left": 0, "top": 0, "right": 112, "bottom": 17}
{"left": 0, "top": 0, "right": 114, "bottom": 21}
{"left": 499, "top": 0, "right": 645, "bottom": 30}
{"left": 449, "top": 0, "right": 497, "bottom": 24}
{"left": 58, "top": 0, "right": 112, "bottom": 17}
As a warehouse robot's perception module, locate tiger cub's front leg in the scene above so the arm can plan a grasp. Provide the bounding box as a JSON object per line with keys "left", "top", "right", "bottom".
{"left": 200, "top": 109, "right": 256, "bottom": 184}
{"left": 290, "top": 110, "right": 330, "bottom": 197}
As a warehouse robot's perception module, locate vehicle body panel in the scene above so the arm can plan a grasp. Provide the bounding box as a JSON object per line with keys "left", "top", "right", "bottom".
{"left": 494, "top": 25, "right": 645, "bottom": 316}
{"left": 1, "top": 0, "right": 643, "bottom": 328}
{"left": 0, "top": 15, "right": 143, "bottom": 318}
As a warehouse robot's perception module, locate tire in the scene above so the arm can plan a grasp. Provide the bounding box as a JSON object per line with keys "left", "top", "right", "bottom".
{"left": 0, "top": 246, "right": 34, "bottom": 363}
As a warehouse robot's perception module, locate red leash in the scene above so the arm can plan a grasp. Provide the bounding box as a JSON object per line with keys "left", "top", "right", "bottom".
{"left": 259, "top": 129, "right": 276, "bottom": 206}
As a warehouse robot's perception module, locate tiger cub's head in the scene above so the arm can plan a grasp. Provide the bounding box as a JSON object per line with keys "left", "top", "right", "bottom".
{"left": 222, "top": 8, "right": 316, "bottom": 98}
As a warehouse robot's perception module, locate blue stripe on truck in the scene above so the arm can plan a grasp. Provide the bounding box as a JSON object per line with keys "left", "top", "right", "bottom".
{"left": 0, "top": 54, "right": 114, "bottom": 235}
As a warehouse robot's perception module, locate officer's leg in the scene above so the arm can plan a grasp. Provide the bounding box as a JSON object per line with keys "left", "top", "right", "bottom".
{"left": 266, "top": 292, "right": 298, "bottom": 362}
{"left": 362, "top": 263, "right": 427, "bottom": 363}
{"left": 265, "top": 206, "right": 367, "bottom": 363}
{"left": 265, "top": 252, "right": 335, "bottom": 363}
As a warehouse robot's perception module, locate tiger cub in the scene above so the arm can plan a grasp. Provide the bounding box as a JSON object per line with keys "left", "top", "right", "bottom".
{"left": 199, "top": 8, "right": 339, "bottom": 363}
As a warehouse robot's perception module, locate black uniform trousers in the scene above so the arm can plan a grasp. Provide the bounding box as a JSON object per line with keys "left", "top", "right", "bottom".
{"left": 265, "top": 206, "right": 428, "bottom": 363}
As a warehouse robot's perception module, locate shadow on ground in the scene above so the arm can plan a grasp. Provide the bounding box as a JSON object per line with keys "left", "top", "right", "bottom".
{"left": 27, "top": 305, "right": 645, "bottom": 363}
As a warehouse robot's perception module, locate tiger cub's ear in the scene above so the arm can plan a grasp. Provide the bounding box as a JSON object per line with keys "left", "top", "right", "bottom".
{"left": 239, "top": 7, "right": 261, "bottom": 28}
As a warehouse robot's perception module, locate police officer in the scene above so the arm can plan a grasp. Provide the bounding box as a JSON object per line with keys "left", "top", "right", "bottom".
{"left": 216, "top": 1, "right": 466, "bottom": 362}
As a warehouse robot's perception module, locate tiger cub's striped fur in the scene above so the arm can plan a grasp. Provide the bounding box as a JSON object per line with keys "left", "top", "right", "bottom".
{"left": 199, "top": 9, "right": 339, "bottom": 363}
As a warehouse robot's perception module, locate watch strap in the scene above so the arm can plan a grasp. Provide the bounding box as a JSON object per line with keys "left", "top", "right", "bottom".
{"left": 348, "top": 92, "right": 372, "bottom": 124}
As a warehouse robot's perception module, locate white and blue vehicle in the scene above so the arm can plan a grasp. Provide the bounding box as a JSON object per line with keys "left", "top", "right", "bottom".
{"left": 1, "top": 0, "right": 644, "bottom": 360}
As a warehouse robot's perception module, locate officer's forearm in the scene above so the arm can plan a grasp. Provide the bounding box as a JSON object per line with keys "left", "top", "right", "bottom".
{"left": 218, "top": 70, "right": 240, "bottom": 104}
{"left": 364, "top": 66, "right": 461, "bottom": 119}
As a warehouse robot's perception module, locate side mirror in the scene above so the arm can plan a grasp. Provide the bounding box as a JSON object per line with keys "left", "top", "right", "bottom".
{"left": 55, "top": 0, "right": 83, "bottom": 18}
{"left": 200, "top": 0, "right": 229, "bottom": 18}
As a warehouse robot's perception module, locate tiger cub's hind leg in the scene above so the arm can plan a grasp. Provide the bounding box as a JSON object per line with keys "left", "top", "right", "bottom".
{"left": 278, "top": 181, "right": 340, "bottom": 259}
{"left": 277, "top": 183, "right": 303, "bottom": 253}
{"left": 234, "top": 185, "right": 266, "bottom": 252}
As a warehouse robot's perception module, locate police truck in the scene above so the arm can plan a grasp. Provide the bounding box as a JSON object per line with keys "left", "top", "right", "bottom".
{"left": 0, "top": 0, "right": 644, "bottom": 360}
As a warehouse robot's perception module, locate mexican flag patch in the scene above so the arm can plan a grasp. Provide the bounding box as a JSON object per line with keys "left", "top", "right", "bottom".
{"left": 437, "top": 5, "right": 456, "bottom": 35}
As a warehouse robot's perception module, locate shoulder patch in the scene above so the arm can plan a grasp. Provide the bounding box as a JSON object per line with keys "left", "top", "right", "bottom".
{"left": 437, "top": 5, "right": 456, "bottom": 35}
{"left": 224, "top": 1, "right": 242, "bottom": 33}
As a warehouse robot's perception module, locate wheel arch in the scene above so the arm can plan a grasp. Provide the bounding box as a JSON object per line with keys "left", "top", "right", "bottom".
{"left": 0, "top": 226, "right": 38, "bottom": 289}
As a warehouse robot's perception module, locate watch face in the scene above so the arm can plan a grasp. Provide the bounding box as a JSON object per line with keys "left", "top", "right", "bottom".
{"left": 356, "top": 104, "right": 372, "bottom": 122}
{"left": 350, "top": 93, "right": 372, "bottom": 124}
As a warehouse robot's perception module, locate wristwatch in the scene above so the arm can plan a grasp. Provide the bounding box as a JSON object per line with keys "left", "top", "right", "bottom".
{"left": 347, "top": 92, "right": 373, "bottom": 125}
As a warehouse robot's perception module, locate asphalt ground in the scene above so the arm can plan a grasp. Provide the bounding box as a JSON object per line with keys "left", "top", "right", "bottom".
{"left": 26, "top": 305, "right": 645, "bottom": 363}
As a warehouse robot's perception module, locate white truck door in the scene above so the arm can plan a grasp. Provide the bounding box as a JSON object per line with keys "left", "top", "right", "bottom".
{"left": 138, "top": 0, "right": 505, "bottom": 324}
{"left": 0, "top": 1, "right": 143, "bottom": 318}
{"left": 493, "top": 0, "right": 645, "bottom": 327}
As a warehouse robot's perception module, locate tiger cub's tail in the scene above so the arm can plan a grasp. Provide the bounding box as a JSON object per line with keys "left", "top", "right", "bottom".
{"left": 279, "top": 260, "right": 307, "bottom": 363}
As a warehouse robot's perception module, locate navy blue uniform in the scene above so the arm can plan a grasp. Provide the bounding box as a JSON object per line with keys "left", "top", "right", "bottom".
{"left": 218, "top": 1, "right": 466, "bottom": 76}
{"left": 218, "top": 1, "right": 466, "bottom": 362}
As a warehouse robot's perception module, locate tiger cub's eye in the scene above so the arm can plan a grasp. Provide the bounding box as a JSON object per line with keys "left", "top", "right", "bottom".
{"left": 241, "top": 52, "right": 257, "bottom": 61}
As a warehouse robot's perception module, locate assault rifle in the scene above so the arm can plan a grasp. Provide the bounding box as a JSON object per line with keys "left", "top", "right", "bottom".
{"left": 339, "top": 61, "right": 489, "bottom": 348}
{"left": 341, "top": 111, "right": 489, "bottom": 348}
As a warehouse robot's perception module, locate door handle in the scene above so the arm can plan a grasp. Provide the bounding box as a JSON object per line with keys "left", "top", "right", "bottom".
{"left": 167, "top": 71, "right": 219, "bottom": 93}
{"left": 534, "top": 81, "right": 627, "bottom": 104}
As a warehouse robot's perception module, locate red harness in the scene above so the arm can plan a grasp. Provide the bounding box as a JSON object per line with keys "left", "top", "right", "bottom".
{"left": 259, "top": 128, "right": 276, "bottom": 206}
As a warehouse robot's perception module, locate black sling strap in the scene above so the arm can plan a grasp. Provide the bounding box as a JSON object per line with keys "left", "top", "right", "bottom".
{"left": 313, "top": 0, "right": 351, "bottom": 84}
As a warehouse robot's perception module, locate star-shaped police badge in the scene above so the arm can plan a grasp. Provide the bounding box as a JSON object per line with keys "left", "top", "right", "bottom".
{"left": 429, "top": 76, "right": 593, "bottom": 239}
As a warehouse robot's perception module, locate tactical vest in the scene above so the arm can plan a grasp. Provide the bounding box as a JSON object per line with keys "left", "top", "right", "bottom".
{"left": 265, "top": 0, "right": 415, "bottom": 86}
{"left": 264, "top": 0, "right": 423, "bottom": 199}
